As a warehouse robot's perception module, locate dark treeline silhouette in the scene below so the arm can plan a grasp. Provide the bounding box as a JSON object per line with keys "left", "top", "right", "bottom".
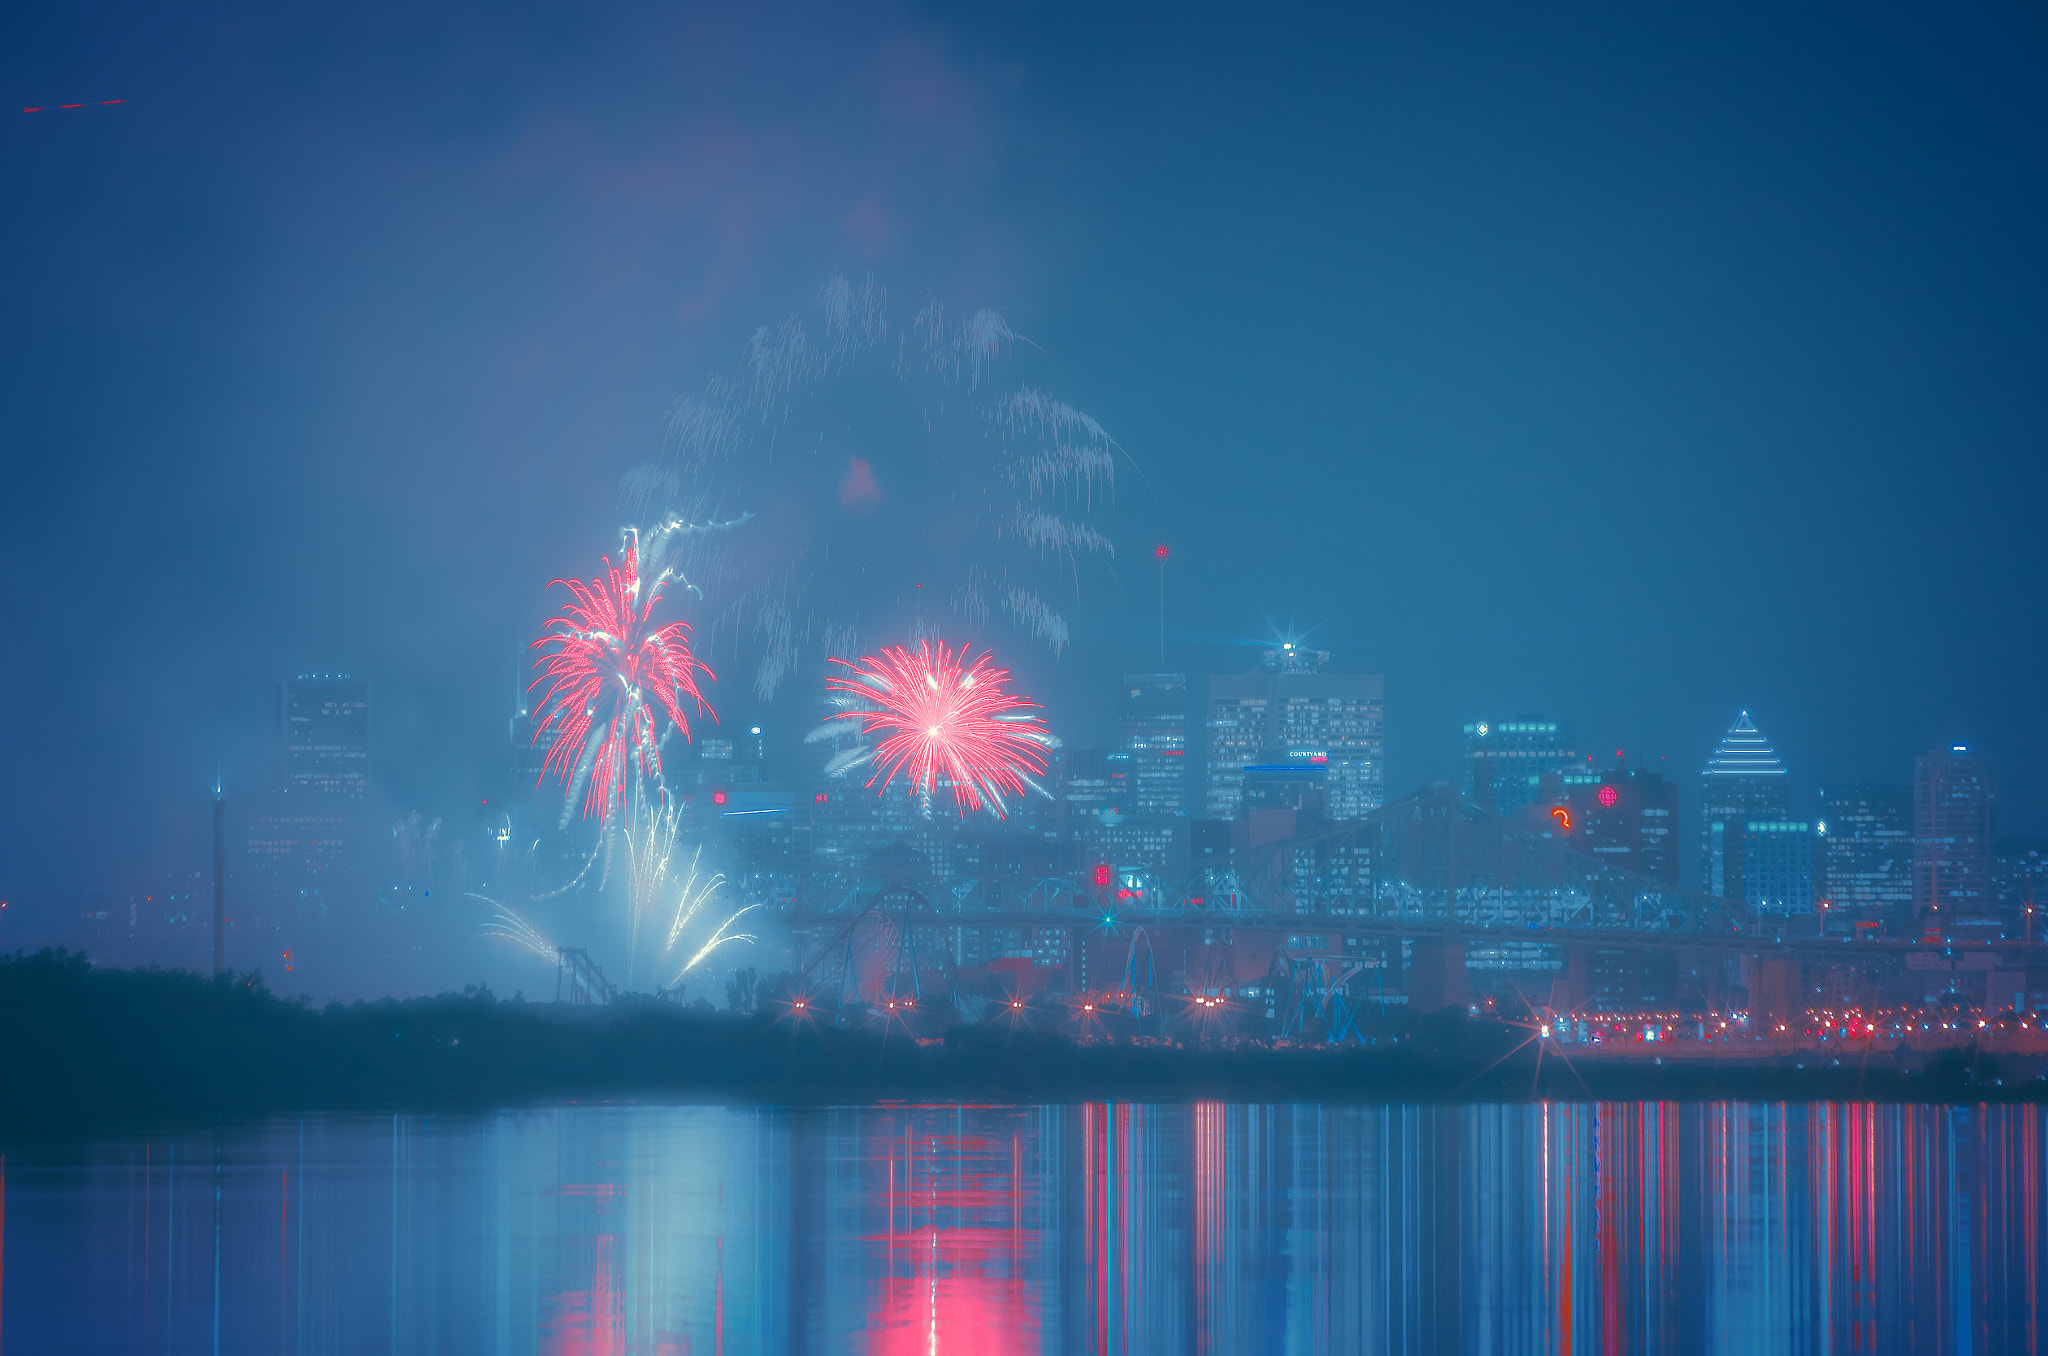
{"left": 0, "top": 950, "right": 2024, "bottom": 1132}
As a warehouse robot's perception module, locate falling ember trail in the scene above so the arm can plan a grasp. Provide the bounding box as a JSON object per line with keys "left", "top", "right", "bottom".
{"left": 21, "top": 100, "right": 125, "bottom": 112}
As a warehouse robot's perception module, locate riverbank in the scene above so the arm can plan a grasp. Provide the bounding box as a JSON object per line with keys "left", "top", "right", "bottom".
{"left": 2, "top": 951, "right": 2034, "bottom": 1133}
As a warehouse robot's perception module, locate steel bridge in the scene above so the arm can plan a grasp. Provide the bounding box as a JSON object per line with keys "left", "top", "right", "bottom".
{"left": 772, "top": 787, "right": 2036, "bottom": 1027}
{"left": 785, "top": 787, "right": 1756, "bottom": 934}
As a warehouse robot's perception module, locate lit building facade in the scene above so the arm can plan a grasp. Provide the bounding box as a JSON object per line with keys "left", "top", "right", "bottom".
{"left": 1914, "top": 745, "right": 1996, "bottom": 920}
{"left": 1558, "top": 766, "right": 1678, "bottom": 883}
{"left": 1118, "top": 674, "right": 1189, "bottom": 816}
{"left": 1206, "top": 648, "right": 1383, "bottom": 821}
{"left": 509, "top": 707, "right": 557, "bottom": 783}
{"left": 1463, "top": 718, "right": 1576, "bottom": 815}
{"left": 1700, "top": 711, "right": 1789, "bottom": 901}
{"left": 1731, "top": 820, "right": 1816, "bottom": 915}
{"left": 1815, "top": 783, "right": 1912, "bottom": 914}
{"left": 282, "top": 674, "right": 371, "bottom": 798}
{"left": 1059, "top": 749, "right": 1128, "bottom": 830}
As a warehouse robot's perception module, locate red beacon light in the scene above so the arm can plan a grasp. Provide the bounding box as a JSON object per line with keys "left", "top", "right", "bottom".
{"left": 711, "top": 788, "right": 729, "bottom": 806}
{"left": 814, "top": 792, "right": 829, "bottom": 803}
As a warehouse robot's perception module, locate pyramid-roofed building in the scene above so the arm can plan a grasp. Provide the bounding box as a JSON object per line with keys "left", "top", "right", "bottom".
{"left": 1703, "top": 711, "right": 1788, "bottom": 782}
{"left": 1699, "top": 710, "right": 1794, "bottom": 897}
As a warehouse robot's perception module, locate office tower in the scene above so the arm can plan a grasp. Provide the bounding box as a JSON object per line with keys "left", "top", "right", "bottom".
{"left": 509, "top": 706, "right": 556, "bottom": 783}
{"left": 1700, "top": 711, "right": 1789, "bottom": 901}
{"left": 1118, "top": 674, "right": 1188, "bottom": 816}
{"left": 1084, "top": 817, "right": 1184, "bottom": 874}
{"left": 1059, "top": 748, "right": 1128, "bottom": 829}
{"left": 247, "top": 675, "right": 372, "bottom": 922}
{"left": 1057, "top": 748, "right": 1178, "bottom": 868}
{"left": 1206, "top": 647, "right": 1384, "bottom": 821}
{"left": 1728, "top": 818, "right": 1816, "bottom": 914}
{"left": 1816, "top": 784, "right": 1912, "bottom": 914}
{"left": 1241, "top": 750, "right": 1329, "bottom": 814}
{"left": 1559, "top": 766, "right": 1678, "bottom": 883}
{"left": 1914, "top": 745, "right": 1996, "bottom": 919}
{"left": 282, "top": 675, "right": 372, "bottom": 798}
{"left": 1462, "top": 718, "right": 1577, "bottom": 814}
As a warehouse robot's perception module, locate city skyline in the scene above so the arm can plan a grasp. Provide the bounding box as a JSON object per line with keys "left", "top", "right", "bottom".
{"left": 12, "top": 630, "right": 2036, "bottom": 911}
{"left": 7, "top": 6, "right": 2047, "bottom": 1347}
{"left": 6, "top": 4, "right": 2046, "bottom": 925}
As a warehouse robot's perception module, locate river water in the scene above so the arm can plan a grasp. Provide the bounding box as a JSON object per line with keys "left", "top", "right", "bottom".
{"left": 2, "top": 1101, "right": 2041, "bottom": 1353}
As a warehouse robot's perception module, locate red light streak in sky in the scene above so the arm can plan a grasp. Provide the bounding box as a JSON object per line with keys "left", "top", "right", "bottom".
{"left": 21, "top": 100, "right": 125, "bottom": 113}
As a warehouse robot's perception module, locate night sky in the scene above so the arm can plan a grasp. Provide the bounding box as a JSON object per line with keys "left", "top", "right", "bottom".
{"left": 4, "top": 1, "right": 2045, "bottom": 917}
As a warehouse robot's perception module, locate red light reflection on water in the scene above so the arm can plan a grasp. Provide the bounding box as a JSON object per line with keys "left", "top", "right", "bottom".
{"left": 537, "top": 1183, "right": 662, "bottom": 1356}
{"left": 861, "top": 1117, "right": 1039, "bottom": 1354}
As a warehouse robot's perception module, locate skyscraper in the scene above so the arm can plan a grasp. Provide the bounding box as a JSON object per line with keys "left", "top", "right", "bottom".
{"left": 1206, "top": 647, "right": 1383, "bottom": 821}
{"left": 249, "top": 674, "right": 372, "bottom": 919}
{"left": 1118, "top": 674, "right": 1188, "bottom": 816}
{"left": 1058, "top": 748, "right": 1129, "bottom": 831}
{"left": 1700, "top": 711, "right": 1789, "bottom": 901}
{"left": 282, "top": 675, "right": 371, "bottom": 798}
{"left": 1816, "top": 784, "right": 1912, "bottom": 914}
{"left": 1732, "top": 819, "right": 1816, "bottom": 914}
{"left": 509, "top": 706, "right": 556, "bottom": 783}
{"left": 1914, "top": 745, "right": 1996, "bottom": 920}
{"left": 1462, "top": 718, "right": 1576, "bottom": 814}
{"left": 1559, "top": 765, "right": 1678, "bottom": 883}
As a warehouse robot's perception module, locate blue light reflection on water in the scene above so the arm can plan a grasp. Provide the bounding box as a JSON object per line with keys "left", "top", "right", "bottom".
{"left": 2, "top": 1101, "right": 2041, "bottom": 1353}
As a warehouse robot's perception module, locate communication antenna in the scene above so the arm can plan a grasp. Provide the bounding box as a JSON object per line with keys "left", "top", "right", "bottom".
{"left": 212, "top": 764, "right": 226, "bottom": 976}
{"left": 1154, "top": 544, "right": 1168, "bottom": 668}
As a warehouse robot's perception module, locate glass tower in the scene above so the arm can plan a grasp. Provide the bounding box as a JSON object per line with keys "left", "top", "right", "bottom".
{"left": 1118, "top": 674, "right": 1189, "bottom": 817}
{"left": 1700, "top": 711, "right": 1789, "bottom": 901}
{"left": 1914, "top": 745, "right": 1996, "bottom": 920}
{"left": 1462, "top": 718, "right": 1577, "bottom": 815}
{"left": 1206, "top": 648, "right": 1383, "bottom": 821}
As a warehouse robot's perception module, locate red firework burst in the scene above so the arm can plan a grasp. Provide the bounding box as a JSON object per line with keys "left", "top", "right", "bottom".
{"left": 826, "top": 640, "right": 1051, "bottom": 816}
{"left": 530, "top": 538, "right": 715, "bottom": 820}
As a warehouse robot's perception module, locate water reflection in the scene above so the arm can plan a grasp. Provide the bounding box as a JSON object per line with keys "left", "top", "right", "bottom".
{"left": 2, "top": 1101, "right": 2040, "bottom": 1353}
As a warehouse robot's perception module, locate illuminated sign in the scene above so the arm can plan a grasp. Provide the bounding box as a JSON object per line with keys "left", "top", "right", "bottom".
{"left": 1597, "top": 785, "right": 1618, "bottom": 808}
{"left": 1550, "top": 807, "right": 1571, "bottom": 832}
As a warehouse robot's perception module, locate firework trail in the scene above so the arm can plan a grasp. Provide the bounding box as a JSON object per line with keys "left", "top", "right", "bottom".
{"left": 474, "top": 833, "right": 755, "bottom": 993}
{"left": 809, "top": 639, "right": 1056, "bottom": 818}
{"left": 624, "top": 276, "right": 1132, "bottom": 699}
{"left": 615, "top": 786, "right": 756, "bottom": 988}
{"left": 529, "top": 527, "right": 717, "bottom": 824}
{"left": 649, "top": 837, "right": 759, "bottom": 989}
{"left": 665, "top": 900, "right": 759, "bottom": 991}
{"left": 619, "top": 790, "right": 680, "bottom": 987}
{"left": 475, "top": 897, "right": 561, "bottom": 965}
